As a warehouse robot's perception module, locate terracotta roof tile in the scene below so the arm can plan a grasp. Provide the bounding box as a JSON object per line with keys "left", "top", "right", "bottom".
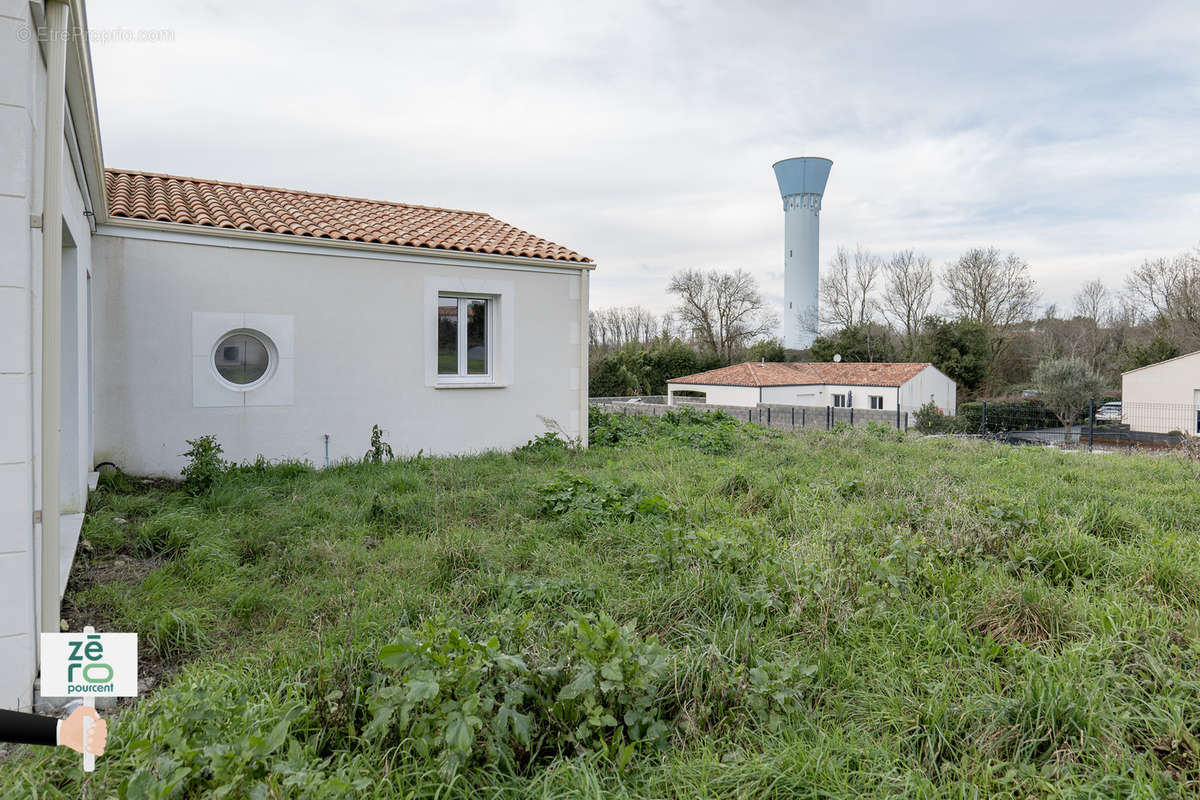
{"left": 104, "top": 169, "right": 591, "bottom": 263}
{"left": 669, "top": 361, "right": 934, "bottom": 388}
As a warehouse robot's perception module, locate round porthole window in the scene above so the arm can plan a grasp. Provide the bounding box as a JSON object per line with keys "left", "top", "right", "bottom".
{"left": 213, "top": 330, "right": 273, "bottom": 388}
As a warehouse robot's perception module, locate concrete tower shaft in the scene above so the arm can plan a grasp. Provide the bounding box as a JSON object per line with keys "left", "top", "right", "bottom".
{"left": 772, "top": 157, "right": 832, "bottom": 350}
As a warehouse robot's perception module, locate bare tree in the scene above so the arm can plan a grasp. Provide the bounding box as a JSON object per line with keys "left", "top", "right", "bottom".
{"left": 1073, "top": 279, "right": 1111, "bottom": 324}
{"left": 879, "top": 250, "right": 934, "bottom": 358}
{"left": 1124, "top": 249, "right": 1200, "bottom": 348}
{"left": 668, "top": 268, "right": 777, "bottom": 364}
{"left": 820, "top": 246, "right": 881, "bottom": 330}
{"left": 1069, "top": 279, "right": 1114, "bottom": 373}
{"left": 942, "top": 247, "right": 1039, "bottom": 329}
{"left": 941, "top": 248, "right": 1039, "bottom": 378}
{"left": 589, "top": 305, "right": 663, "bottom": 350}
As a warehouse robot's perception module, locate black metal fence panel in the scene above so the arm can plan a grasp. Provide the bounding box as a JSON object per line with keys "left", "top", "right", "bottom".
{"left": 589, "top": 397, "right": 1199, "bottom": 452}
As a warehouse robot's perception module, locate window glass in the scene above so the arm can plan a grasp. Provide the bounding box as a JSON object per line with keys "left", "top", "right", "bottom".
{"left": 466, "top": 299, "right": 488, "bottom": 375}
{"left": 833, "top": 394, "right": 846, "bottom": 407}
{"left": 870, "top": 395, "right": 883, "bottom": 409}
{"left": 437, "top": 298, "right": 458, "bottom": 375}
{"left": 214, "top": 332, "right": 269, "bottom": 385}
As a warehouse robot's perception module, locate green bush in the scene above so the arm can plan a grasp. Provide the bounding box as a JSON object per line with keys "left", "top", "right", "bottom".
{"left": 536, "top": 472, "right": 670, "bottom": 528}
{"left": 589, "top": 341, "right": 721, "bottom": 397}
{"left": 513, "top": 431, "right": 571, "bottom": 459}
{"left": 366, "top": 613, "right": 671, "bottom": 778}
{"left": 181, "top": 434, "right": 226, "bottom": 494}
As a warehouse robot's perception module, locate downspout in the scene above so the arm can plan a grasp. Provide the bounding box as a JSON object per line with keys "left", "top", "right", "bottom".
{"left": 578, "top": 270, "right": 590, "bottom": 447}
{"left": 40, "top": 0, "right": 70, "bottom": 635}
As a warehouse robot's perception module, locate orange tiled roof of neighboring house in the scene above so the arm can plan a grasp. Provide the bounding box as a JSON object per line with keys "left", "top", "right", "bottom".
{"left": 669, "top": 361, "right": 933, "bottom": 387}
{"left": 104, "top": 169, "right": 591, "bottom": 263}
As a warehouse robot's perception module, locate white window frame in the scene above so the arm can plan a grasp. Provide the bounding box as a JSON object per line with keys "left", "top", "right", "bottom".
{"left": 869, "top": 394, "right": 884, "bottom": 410}
{"left": 832, "top": 393, "right": 847, "bottom": 408}
{"left": 211, "top": 328, "right": 277, "bottom": 392}
{"left": 437, "top": 294, "right": 493, "bottom": 382}
{"left": 424, "top": 276, "right": 515, "bottom": 389}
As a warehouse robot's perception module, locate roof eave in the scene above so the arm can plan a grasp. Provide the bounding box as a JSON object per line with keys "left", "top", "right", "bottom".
{"left": 100, "top": 216, "right": 597, "bottom": 270}
{"left": 1120, "top": 348, "right": 1200, "bottom": 376}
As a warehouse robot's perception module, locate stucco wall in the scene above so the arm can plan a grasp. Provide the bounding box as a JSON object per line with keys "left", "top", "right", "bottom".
{"left": 898, "top": 365, "right": 957, "bottom": 414}
{"left": 759, "top": 384, "right": 823, "bottom": 406}
{"left": 1122, "top": 351, "right": 1200, "bottom": 433}
{"left": 667, "top": 383, "right": 759, "bottom": 407}
{"left": 92, "top": 231, "right": 587, "bottom": 476}
{"left": 1122, "top": 351, "right": 1200, "bottom": 407}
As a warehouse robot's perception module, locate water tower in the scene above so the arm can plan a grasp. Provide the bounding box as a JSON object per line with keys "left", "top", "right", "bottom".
{"left": 772, "top": 157, "right": 832, "bottom": 350}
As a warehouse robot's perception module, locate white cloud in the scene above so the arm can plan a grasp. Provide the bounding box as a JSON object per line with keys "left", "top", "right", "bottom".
{"left": 88, "top": 0, "right": 1200, "bottom": 321}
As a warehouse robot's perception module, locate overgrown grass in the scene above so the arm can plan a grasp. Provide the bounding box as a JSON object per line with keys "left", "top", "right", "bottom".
{"left": 6, "top": 408, "right": 1200, "bottom": 798}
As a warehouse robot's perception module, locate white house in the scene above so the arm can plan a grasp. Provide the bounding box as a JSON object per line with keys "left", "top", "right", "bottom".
{"left": 2, "top": 1, "right": 592, "bottom": 710}
{"left": 667, "top": 361, "right": 957, "bottom": 414}
{"left": 1121, "top": 350, "right": 1200, "bottom": 434}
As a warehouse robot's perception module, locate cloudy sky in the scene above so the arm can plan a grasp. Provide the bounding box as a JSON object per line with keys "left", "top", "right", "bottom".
{"left": 87, "top": 1, "right": 1199, "bottom": 323}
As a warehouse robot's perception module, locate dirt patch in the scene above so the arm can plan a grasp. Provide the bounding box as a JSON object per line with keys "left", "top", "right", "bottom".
{"left": 67, "top": 554, "right": 160, "bottom": 596}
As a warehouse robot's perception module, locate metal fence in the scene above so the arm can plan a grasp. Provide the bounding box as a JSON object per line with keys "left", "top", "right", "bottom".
{"left": 590, "top": 398, "right": 911, "bottom": 433}
{"left": 921, "top": 400, "right": 1200, "bottom": 450}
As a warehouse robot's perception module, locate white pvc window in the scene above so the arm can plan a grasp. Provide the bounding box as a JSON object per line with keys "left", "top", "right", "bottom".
{"left": 437, "top": 295, "right": 491, "bottom": 378}
{"left": 212, "top": 330, "right": 275, "bottom": 390}
{"left": 832, "top": 393, "right": 847, "bottom": 408}
{"left": 869, "top": 395, "right": 884, "bottom": 410}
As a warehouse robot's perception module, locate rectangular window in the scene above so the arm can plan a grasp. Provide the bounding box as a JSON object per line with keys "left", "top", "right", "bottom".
{"left": 832, "top": 393, "right": 847, "bottom": 408}
{"left": 437, "top": 295, "right": 491, "bottom": 378}
{"left": 869, "top": 395, "right": 884, "bottom": 410}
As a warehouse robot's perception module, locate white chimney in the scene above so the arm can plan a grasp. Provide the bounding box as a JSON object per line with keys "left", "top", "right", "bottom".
{"left": 773, "top": 157, "right": 832, "bottom": 350}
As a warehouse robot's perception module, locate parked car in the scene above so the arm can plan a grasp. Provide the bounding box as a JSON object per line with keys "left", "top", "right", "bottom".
{"left": 1095, "top": 401, "right": 1122, "bottom": 421}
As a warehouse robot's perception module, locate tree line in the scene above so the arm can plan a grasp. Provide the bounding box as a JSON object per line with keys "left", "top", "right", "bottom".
{"left": 590, "top": 244, "right": 1200, "bottom": 400}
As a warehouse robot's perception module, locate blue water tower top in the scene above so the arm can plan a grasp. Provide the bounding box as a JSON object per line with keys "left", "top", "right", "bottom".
{"left": 772, "top": 157, "right": 833, "bottom": 198}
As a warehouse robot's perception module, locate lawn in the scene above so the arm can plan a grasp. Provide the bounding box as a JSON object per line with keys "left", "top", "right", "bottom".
{"left": 5, "top": 409, "right": 1200, "bottom": 798}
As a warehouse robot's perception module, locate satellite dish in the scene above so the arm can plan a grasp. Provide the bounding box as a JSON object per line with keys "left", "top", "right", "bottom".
{"left": 833, "top": 354, "right": 842, "bottom": 362}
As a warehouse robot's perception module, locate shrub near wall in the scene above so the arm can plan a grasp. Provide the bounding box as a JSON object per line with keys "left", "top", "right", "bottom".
{"left": 915, "top": 401, "right": 1074, "bottom": 435}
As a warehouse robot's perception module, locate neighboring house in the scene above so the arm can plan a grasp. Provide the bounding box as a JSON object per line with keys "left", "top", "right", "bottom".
{"left": 1121, "top": 350, "right": 1200, "bottom": 434}
{"left": 667, "top": 362, "right": 956, "bottom": 414}
{"left": 1, "top": 1, "right": 591, "bottom": 710}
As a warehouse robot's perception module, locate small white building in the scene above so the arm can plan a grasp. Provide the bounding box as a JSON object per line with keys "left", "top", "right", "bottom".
{"left": 667, "top": 361, "right": 956, "bottom": 414}
{"left": 1121, "top": 350, "right": 1200, "bottom": 434}
{"left": 2, "top": 0, "right": 592, "bottom": 710}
